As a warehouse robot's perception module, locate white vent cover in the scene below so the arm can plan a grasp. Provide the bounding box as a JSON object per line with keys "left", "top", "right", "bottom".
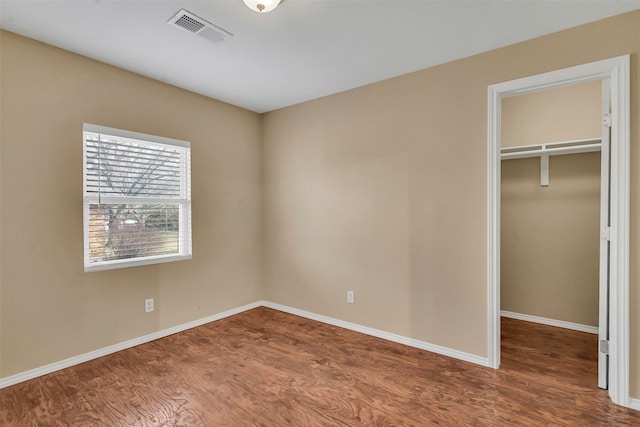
{"left": 168, "top": 9, "right": 232, "bottom": 43}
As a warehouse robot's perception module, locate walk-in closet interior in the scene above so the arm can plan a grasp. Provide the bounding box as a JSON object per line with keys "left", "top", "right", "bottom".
{"left": 500, "top": 80, "right": 602, "bottom": 332}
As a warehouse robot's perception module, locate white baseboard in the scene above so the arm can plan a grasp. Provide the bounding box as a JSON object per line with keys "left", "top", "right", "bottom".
{"left": 501, "top": 310, "right": 598, "bottom": 334}
{"left": 0, "top": 301, "right": 262, "bottom": 389}
{"left": 263, "top": 301, "right": 489, "bottom": 367}
{"left": 629, "top": 398, "right": 640, "bottom": 411}
{"left": 6, "top": 301, "right": 626, "bottom": 408}
{"left": 1, "top": 300, "right": 487, "bottom": 389}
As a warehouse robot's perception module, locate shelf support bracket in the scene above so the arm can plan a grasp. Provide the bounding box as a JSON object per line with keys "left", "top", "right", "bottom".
{"left": 540, "top": 151, "right": 549, "bottom": 187}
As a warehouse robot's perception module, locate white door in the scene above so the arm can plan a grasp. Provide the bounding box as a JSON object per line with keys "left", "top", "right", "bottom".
{"left": 597, "top": 78, "right": 611, "bottom": 390}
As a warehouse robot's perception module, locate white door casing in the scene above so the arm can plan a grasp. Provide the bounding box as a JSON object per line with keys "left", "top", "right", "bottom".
{"left": 487, "top": 55, "right": 630, "bottom": 407}
{"left": 598, "top": 78, "right": 611, "bottom": 390}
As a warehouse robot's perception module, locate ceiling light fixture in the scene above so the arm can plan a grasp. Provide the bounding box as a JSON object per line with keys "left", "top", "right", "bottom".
{"left": 242, "top": 0, "right": 283, "bottom": 13}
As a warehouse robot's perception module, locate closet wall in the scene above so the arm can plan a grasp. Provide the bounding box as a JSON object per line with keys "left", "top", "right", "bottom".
{"left": 501, "top": 81, "right": 602, "bottom": 327}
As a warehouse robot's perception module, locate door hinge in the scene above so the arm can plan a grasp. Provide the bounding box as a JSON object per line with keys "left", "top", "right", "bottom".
{"left": 602, "top": 113, "right": 612, "bottom": 128}
{"left": 601, "top": 226, "right": 611, "bottom": 241}
{"left": 600, "top": 339, "right": 609, "bottom": 355}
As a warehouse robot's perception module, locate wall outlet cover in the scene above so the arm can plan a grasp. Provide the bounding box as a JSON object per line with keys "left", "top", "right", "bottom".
{"left": 347, "top": 291, "right": 355, "bottom": 304}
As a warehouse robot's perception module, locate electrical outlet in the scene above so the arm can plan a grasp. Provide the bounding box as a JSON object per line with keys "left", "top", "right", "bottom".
{"left": 347, "top": 291, "right": 355, "bottom": 304}
{"left": 145, "top": 298, "right": 154, "bottom": 313}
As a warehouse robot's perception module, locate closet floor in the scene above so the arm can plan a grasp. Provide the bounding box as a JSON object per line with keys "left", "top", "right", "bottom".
{"left": 1, "top": 307, "right": 638, "bottom": 426}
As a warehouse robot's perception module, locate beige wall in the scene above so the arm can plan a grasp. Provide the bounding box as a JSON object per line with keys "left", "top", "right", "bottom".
{"left": 502, "top": 80, "right": 602, "bottom": 148}
{"left": 501, "top": 153, "right": 601, "bottom": 326}
{"left": 501, "top": 82, "right": 601, "bottom": 326}
{"left": 262, "top": 11, "right": 640, "bottom": 398}
{"left": 0, "top": 31, "right": 263, "bottom": 377}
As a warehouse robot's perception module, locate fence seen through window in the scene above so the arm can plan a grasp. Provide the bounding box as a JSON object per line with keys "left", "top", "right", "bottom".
{"left": 83, "top": 124, "right": 191, "bottom": 271}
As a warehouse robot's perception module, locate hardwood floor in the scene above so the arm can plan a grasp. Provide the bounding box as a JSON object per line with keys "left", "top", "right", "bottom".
{"left": 1, "top": 307, "right": 639, "bottom": 426}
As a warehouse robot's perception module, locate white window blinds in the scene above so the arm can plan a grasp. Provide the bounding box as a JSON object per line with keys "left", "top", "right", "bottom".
{"left": 83, "top": 124, "right": 192, "bottom": 272}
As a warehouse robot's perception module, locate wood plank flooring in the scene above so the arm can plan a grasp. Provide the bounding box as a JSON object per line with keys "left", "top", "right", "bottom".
{"left": 1, "top": 307, "right": 639, "bottom": 426}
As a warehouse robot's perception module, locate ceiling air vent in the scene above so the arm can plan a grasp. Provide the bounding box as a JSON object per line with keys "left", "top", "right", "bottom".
{"left": 168, "top": 9, "right": 233, "bottom": 43}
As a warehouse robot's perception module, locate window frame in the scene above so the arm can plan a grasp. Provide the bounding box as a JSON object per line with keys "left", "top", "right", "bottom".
{"left": 83, "top": 123, "right": 192, "bottom": 272}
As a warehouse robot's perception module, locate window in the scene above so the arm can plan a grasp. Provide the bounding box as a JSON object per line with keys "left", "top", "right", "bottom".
{"left": 83, "top": 124, "right": 191, "bottom": 272}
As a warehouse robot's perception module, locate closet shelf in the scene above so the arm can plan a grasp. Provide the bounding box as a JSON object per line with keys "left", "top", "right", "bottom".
{"left": 501, "top": 138, "right": 601, "bottom": 187}
{"left": 500, "top": 138, "right": 601, "bottom": 159}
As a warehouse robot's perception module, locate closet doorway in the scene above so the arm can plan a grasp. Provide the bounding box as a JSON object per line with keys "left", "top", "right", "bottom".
{"left": 500, "top": 80, "right": 604, "bottom": 385}
{"left": 487, "top": 56, "right": 630, "bottom": 407}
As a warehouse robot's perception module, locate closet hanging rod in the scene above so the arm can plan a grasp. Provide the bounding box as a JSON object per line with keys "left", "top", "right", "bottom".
{"left": 500, "top": 137, "right": 601, "bottom": 160}
{"left": 501, "top": 143, "right": 601, "bottom": 160}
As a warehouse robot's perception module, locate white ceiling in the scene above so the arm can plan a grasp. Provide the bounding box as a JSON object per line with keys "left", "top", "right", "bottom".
{"left": 1, "top": 1, "right": 638, "bottom": 113}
